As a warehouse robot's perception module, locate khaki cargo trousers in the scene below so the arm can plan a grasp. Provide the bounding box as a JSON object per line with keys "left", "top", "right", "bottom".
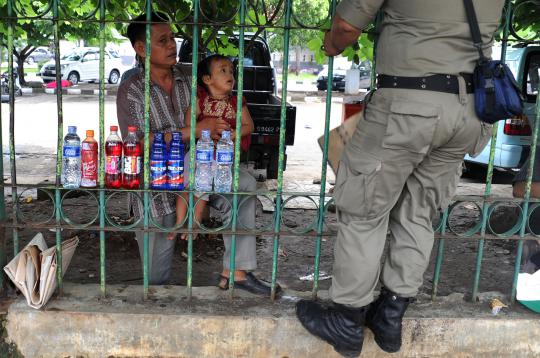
{"left": 330, "top": 82, "right": 491, "bottom": 308}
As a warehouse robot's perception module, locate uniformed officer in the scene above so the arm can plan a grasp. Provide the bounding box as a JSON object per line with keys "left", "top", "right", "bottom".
{"left": 296, "top": 1, "right": 506, "bottom": 357}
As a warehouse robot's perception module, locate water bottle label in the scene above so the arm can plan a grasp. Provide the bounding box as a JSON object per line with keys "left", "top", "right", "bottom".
{"left": 105, "top": 156, "right": 121, "bottom": 174}
{"left": 196, "top": 149, "right": 213, "bottom": 164}
{"left": 216, "top": 150, "right": 233, "bottom": 165}
{"left": 63, "top": 145, "right": 80, "bottom": 158}
{"left": 123, "top": 156, "right": 141, "bottom": 175}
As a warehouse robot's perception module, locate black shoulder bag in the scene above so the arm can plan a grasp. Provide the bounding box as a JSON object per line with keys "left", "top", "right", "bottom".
{"left": 464, "top": 0, "right": 523, "bottom": 124}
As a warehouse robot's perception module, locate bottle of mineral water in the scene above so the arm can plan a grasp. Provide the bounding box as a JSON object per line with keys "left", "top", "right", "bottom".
{"left": 214, "top": 130, "right": 233, "bottom": 193}
{"left": 61, "top": 126, "right": 81, "bottom": 188}
{"left": 195, "top": 129, "right": 214, "bottom": 192}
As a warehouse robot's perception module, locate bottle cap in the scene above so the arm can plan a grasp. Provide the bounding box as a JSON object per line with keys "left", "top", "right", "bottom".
{"left": 201, "top": 129, "right": 210, "bottom": 137}
{"left": 110, "top": 125, "right": 118, "bottom": 131}
{"left": 86, "top": 130, "right": 94, "bottom": 137}
{"left": 68, "top": 126, "right": 77, "bottom": 133}
{"left": 128, "top": 126, "right": 138, "bottom": 132}
{"left": 222, "top": 130, "right": 230, "bottom": 139}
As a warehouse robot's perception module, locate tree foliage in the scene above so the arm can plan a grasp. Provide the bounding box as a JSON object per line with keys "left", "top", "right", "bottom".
{"left": 0, "top": 0, "right": 539, "bottom": 84}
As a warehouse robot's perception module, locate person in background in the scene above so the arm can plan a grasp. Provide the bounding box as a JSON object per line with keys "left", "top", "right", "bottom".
{"left": 295, "top": 1, "right": 505, "bottom": 357}
{"left": 117, "top": 12, "right": 278, "bottom": 296}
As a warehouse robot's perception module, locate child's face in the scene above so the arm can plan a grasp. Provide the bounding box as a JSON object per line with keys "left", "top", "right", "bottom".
{"left": 205, "top": 59, "right": 235, "bottom": 95}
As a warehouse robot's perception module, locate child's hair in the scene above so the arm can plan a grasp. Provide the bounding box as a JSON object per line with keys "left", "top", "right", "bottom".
{"left": 197, "top": 54, "right": 233, "bottom": 92}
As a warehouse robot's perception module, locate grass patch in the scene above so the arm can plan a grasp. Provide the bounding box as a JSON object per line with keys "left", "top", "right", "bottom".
{"left": 0, "top": 67, "right": 38, "bottom": 74}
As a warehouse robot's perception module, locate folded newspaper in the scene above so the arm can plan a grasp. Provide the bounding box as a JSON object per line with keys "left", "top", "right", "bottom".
{"left": 317, "top": 111, "right": 362, "bottom": 175}
{"left": 4, "top": 233, "right": 79, "bottom": 309}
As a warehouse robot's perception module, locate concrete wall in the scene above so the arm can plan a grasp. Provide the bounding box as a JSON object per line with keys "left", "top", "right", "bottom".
{"left": 4, "top": 284, "right": 540, "bottom": 357}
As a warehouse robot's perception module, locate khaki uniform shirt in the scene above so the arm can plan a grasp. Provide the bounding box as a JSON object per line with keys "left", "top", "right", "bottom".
{"left": 336, "top": 0, "right": 505, "bottom": 76}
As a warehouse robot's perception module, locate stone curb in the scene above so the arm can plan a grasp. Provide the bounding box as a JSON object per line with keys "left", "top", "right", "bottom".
{"left": 4, "top": 284, "right": 540, "bottom": 358}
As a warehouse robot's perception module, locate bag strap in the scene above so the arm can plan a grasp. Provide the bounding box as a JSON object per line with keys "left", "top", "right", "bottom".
{"left": 463, "top": 0, "right": 489, "bottom": 64}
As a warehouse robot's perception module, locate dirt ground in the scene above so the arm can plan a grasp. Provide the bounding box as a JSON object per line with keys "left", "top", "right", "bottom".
{"left": 3, "top": 180, "right": 529, "bottom": 300}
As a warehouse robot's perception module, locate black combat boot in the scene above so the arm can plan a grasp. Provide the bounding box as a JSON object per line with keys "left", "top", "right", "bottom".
{"left": 365, "top": 287, "right": 414, "bottom": 353}
{"left": 296, "top": 299, "right": 366, "bottom": 358}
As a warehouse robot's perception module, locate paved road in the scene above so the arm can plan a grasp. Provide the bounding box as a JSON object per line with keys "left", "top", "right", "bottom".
{"left": 0, "top": 93, "right": 513, "bottom": 200}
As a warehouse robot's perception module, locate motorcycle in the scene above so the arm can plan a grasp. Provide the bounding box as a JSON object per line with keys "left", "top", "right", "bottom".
{"left": 0, "top": 71, "right": 22, "bottom": 103}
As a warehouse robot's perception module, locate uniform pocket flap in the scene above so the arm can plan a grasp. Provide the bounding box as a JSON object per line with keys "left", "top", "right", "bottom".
{"left": 390, "top": 100, "right": 438, "bottom": 117}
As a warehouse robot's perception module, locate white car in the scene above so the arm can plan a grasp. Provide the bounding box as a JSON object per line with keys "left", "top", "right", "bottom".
{"left": 39, "top": 47, "right": 123, "bottom": 85}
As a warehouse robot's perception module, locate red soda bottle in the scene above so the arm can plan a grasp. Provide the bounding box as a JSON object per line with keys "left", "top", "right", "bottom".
{"left": 122, "top": 125, "right": 141, "bottom": 189}
{"left": 81, "top": 129, "right": 98, "bottom": 188}
{"left": 105, "top": 125, "right": 122, "bottom": 189}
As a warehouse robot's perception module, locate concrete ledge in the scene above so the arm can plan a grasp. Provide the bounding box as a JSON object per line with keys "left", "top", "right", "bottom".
{"left": 19, "top": 87, "right": 116, "bottom": 96}
{"left": 4, "top": 284, "right": 540, "bottom": 357}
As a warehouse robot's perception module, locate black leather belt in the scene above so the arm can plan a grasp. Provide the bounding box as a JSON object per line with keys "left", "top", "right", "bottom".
{"left": 377, "top": 74, "right": 474, "bottom": 94}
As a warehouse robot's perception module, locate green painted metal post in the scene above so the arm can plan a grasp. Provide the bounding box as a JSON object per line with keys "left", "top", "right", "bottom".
{"left": 228, "top": 0, "right": 248, "bottom": 299}
{"left": 7, "top": 0, "right": 19, "bottom": 257}
{"left": 269, "top": 0, "right": 293, "bottom": 301}
{"left": 312, "top": 0, "right": 337, "bottom": 299}
{"left": 52, "top": 0, "right": 64, "bottom": 293}
{"left": 187, "top": 0, "right": 201, "bottom": 300}
{"left": 98, "top": 0, "right": 107, "bottom": 297}
{"left": 142, "top": 1, "right": 153, "bottom": 300}
{"left": 432, "top": 209, "right": 449, "bottom": 300}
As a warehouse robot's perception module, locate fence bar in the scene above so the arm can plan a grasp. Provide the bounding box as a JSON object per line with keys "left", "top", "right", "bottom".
{"left": 98, "top": 0, "right": 107, "bottom": 297}
{"left": 512, "top": 96, "right": 540, "bottom": 302}
{"left": 187, "top": 0, "right": 201, "bottom": 300}
{"left": 269, "top": 0, "right": 293, "bottom": 301}
{"left": 52, "top": 0, "right": 64, "bottom": 292}
{"left": 227, "top": 0, "right": 248, "bottom": 299}
{"left": 7, "top": 0, "right": 19, "bottom": 256}
{"left": 431, "top": 209, "right": 449, "bottom": 299}
{"left": 0, "top": 86, "right": 4, "bottom": 292}
{"left": 311, "top": 0, "right": 337, "bottom": 299}
{"left": 142, "top": 1, "right": 153, "bottom": 300}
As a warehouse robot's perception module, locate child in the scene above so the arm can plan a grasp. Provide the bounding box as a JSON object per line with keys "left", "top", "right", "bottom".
{"left": 167, "top": 54, "right": 255, "bottom": 240}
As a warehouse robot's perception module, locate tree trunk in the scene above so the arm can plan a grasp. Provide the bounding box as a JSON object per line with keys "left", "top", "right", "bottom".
{"left": 295, "top": 46, "right": 300, "bottom": 76}
{"left": 16, "top": 57, "right": 26, "bottom": 86}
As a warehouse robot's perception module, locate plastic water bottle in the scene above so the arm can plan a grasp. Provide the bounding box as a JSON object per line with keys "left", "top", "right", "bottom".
{"left": 195, "top": 129, "right": 214, "bottom": 192}
{"left": 61, "top": 126, "right": 81, "bottom": 188}
{"left": 150, "top": 132, "right": 167, "bottom": 190}
{"left": 122, "top": 126, "right": 141, "bottom": 189}
{"left": 167, "top": 131, "right": 184, "bottom": 190}
{"left": 214, "top": 130, "right": 233, "bottom": 193}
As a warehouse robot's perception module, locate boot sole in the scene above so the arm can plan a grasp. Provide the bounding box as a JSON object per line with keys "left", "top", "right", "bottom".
{"left": 367, "top": 324, "right": 401, "bottom": 353}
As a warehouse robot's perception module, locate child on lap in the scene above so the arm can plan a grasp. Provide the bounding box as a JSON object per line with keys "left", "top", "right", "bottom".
{"left": 167, "top": 54, "right": 254, "bottom": 240}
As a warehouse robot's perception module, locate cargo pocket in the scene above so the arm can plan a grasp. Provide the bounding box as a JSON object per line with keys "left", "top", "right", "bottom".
{"left": 468, "top": 121, "right": 492, "bottom": 157}
{"left": 383, "top": 100, "right": 440, "bottom": 154}
{"left": 333, "top": 154, "right": 382, "bottom": 218}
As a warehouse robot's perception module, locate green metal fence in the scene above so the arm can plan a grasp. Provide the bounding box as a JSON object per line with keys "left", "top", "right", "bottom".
{"left": 0, "top": 0, "right": 539, "bottom": 305}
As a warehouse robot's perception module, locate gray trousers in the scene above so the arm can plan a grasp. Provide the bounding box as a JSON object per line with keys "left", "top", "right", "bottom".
{"left": 135, "top": 168, "right": 257, "bottom": 285}
{"left": 330, "top": 84, "right": 491, "bottom": 307}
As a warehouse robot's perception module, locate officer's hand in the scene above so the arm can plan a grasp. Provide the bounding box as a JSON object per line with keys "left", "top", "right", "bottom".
{"left": 323, "top": 31, "right": 342, "bottom": 57}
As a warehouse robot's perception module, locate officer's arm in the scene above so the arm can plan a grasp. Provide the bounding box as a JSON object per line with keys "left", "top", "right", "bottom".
{"left": 323, "top": 14, "right": 362, "bottom": 56}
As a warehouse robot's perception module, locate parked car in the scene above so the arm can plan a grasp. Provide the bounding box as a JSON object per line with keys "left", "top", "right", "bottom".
{"left": 464, "top": 45, "right": 540, "bottom": 173}
{"left": 26, "top": 47, "right": 53, "bottom": 65}
{"left": 316, "top": 62, "right": 371, "bottom": 91}
{"left": 38, "top": 47, "right": 124, "bottom": 85}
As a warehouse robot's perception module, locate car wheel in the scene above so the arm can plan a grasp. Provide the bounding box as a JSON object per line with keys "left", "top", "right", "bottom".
{"left": 67, "top": 71, "right": 79, "bottom": 85}
{"left": 108, "top": 70, "right": 120, "bottom": 84}
{"left": 27, "top": 57, "right": 35, "bottom": 65}
{"left": 317, "top": 85, "right": 326, "bottom": 91}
